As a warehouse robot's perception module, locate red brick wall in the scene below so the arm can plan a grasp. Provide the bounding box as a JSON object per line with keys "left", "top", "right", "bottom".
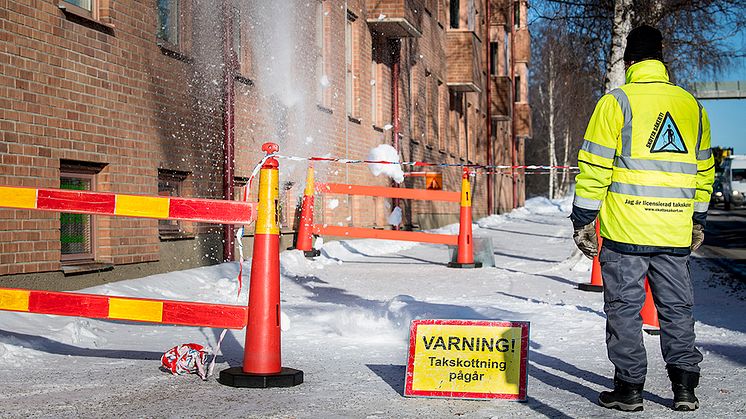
{"left": 0, "top": 0, "right": 529, "bottom": 277}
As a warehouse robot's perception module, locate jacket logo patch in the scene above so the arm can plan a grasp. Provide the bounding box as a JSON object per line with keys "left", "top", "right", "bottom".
{"left": 648, "top": 112, "right": 687, "bottom": 154}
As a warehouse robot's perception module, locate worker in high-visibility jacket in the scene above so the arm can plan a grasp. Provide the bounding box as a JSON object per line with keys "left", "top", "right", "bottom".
{"left": 571, "top": 25, "right": 715, "bottom": 413}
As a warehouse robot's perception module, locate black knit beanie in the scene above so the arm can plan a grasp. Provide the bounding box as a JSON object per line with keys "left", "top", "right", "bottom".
{"left": 623, "top": 25, "right": 663, "bottom": 63}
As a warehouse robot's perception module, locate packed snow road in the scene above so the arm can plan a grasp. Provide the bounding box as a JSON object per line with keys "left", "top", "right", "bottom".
{"left": 0, "top": 198, "right": 743, "bottom": 418}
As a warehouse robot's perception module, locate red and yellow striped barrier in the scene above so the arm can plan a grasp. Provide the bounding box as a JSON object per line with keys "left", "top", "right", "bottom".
{"left": 0, "top": 287, "right": 247, "bottom": 329}
{"left": 0, "top": 186, "right": 256, "bottom": 225}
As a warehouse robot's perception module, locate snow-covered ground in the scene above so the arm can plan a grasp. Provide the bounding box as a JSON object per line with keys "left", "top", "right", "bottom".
{"left": 0, "top": 197, "right": 744, "bottom": 418}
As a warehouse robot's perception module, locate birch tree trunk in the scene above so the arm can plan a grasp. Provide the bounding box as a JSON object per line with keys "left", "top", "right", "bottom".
{"left": 547, "top": 53, "right": 556, "bottom": 200}
{"left": 559, "top": 124, "right": 571, "bottom": 197}
{"left": 605, "top": 0, "right": 633, "bottom": 91}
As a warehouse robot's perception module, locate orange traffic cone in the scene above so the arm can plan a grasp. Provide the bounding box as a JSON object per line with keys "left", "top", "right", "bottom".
{"left": 642, "top": 276, "right": 660, "bottom": 335}
{"left": 448, "top": 168, "right": 482, "bottom": 268}
{"left": 290, "top": 164, "right": 320, "bottom": 257}
{"left": 219, "top": 142, "right": 303, "bottom": 388}
{"left": 579, "top": 221, "right": 603, "bottom": 292}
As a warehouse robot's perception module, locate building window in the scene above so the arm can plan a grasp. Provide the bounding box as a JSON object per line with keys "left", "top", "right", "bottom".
{"left": 504, "top": 32, "right": 511, "bottom": 77}
{"left": 449, "top": 0, "right": 460, "bottom": 29}
{"left": 232, "top": 7, "right": 241, "bottom": 65}
{"left": 371, "top": 59, "right": 379, "bottom": 125}
{"left": 59, "top": 160, "right": 106, "bottom": 263}
{"left": 449, "top": 90, "right": 463, "bottom": 154}
{"left": 490, "top": 42, "right": 498, "bottom": 76}
{"left": 436, "top": 80, "right": 448, "bottom": 150}
{"left": 345, "top": 11, "right": 359, "bottom": 117}
{"left": 317, "top": 1, "right": 329, "bottom": 106}
{"left": 59, "top": 0, "right": 112, "bottom": 22}
{"left": 158, "top": 170, "right": 188, "bottom": 237}
{"left": 515, "top": 75, "right": 521, "bottom": 102}
{"left": 514, "top": 1, "right": 521, "bottom": 28}
{"left": 157, "top": 0, "right": 179, "bottom": 46}
{"left": 65, "top": 0, "right": 93, "bottom": 11}
{"left": 60, "top": 174, "right": 95, "bottom": 262}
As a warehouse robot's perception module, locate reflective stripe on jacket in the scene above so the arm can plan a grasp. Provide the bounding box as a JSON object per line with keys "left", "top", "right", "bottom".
{"left": 574, "top": 60, "right": 715, "bottom": 249}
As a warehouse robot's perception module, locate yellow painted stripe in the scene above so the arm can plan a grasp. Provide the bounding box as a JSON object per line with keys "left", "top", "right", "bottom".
{"left": 0, "top": 186, "right": 37, "bottom": 209}
{"left": 108, "top": 298, "right": 163, "bottom": 323}
{"left": 0, "top": 289, "right": 30, "bottom": 312}
{"left": 255, "top": 168, "right": 280, "bottom": 235}
{"left": 304, "top": 166, "right": 315, "bottom": 196}
{"left": 114, "top": 195, "right": 170, "bottom": 219}
{"left": 460, "top": 178, "right": 472, "bottom": 207}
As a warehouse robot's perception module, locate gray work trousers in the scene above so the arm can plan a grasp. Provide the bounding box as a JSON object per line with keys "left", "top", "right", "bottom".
{"left": 599, "top": 245, "right": 703, "bottom": 384}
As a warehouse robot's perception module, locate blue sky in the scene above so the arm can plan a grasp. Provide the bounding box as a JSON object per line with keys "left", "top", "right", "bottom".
{"left": 696, "top": 30, "right": 746, "bottom": 154}
{"left": 701, "top": 98, "right": 745, "bottom": 154}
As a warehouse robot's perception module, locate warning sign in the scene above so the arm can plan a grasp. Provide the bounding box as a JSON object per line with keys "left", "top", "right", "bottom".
{"left": 425, "top": 173, "right": 443, "bottom": 190}
{"left": 648, "top": 111, "right": 687, "bottom": 154}
{"left": 404, "top": 319, "right": 529, "bottom": 400}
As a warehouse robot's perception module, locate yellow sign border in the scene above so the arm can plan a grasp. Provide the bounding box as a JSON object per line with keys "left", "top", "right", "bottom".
{"left": 404, "top": 319, "right": 530, "bottom": 400}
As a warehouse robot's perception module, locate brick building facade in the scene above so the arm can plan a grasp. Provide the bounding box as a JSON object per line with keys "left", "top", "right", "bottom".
{"left": 0, "top": 0, "right": 530, "bottom": 287}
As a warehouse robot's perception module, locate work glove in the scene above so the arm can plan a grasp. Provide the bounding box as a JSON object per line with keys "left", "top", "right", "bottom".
{"left": 691, "top": 224, "right": 705, "bottom": 252}
{"left": 573, "top": 222, "right": 598, "bottom": 259}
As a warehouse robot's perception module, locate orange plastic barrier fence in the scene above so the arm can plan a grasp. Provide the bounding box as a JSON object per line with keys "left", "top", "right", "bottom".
{"left": 0, "top": 186, "right": 256, "bottom": 225}
{"left": 0, "top": 287, "right": 247, "bottom": 329}
{"left": 314, "top": 225, "right": 459, "bottom": 246}
{"left": 316, "top": 183, "right": 459, "bottom": 202}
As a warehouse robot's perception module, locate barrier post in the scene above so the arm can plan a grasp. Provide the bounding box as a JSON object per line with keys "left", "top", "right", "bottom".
{"left": 578, "top": 221, "right": 603, "bottom": 292}
{"left": 289, "top": 164, "right": 320, "bottom": 257}
{"left": 448, "top": 168, "right": 482, "bottom": 268}
{"left": 220, "top": 142, "right": 303, "bottom": 388}
{"left": 642, "top": 277, "right": 660, "bottom": 335}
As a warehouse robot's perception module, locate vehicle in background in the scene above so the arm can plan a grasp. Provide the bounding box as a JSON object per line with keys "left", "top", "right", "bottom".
{"left": 711, "top": 175, "right": 725, "bottom": 207}
{"left": 721, "top": 155, "right": 746, "bottom": 210}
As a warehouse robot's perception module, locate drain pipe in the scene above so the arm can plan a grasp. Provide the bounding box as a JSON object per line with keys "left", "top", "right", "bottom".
{"left": 391, "top": 39, "right": 401, "bottom": 155}
{"left": 390, "top": 38, "right": 401, "bottom": 229}
{"left": 510, "top": 0, "right": 518, "bottom": 209}
{"left": 222, "top": 0, "right": 236, "bottom": 261}
{"left": 485, "top": 1, "right": 493, "bottom": 214}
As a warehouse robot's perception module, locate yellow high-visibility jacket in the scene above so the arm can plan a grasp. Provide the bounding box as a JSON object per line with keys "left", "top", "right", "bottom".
{"left": 574, "top": 60, "right": 715, "bottom": 250}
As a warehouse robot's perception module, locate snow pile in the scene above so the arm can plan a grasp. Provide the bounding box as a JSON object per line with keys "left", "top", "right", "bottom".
{"left": 477, "top": 214, "right": 507, "bottom": 229}
{"left": 0, "top": 196, "right": 742, "bottom": 417}
{"left": 319, "top": 238, "right": 418, "bottom": 260}
{"left": 366, "top": 144, "right": 404, "bottom": 183}
{"left": 387, "top": 206, "right": 402, "bottom": 226}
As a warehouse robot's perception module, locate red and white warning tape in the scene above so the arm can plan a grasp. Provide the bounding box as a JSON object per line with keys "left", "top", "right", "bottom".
{"left": 274, "top": 154, "right": 578, "bottom": 171}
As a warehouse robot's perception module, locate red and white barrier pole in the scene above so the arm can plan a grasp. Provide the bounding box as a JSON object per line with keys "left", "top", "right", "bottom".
{"left": 290, "top": 164, "right": 320, "bottom": 257}
{"left": 448, "top": 168, "right": 482, "bottom": 268}
{"left": 220, "top": 142, "right": 303, "bottom": 388}
{"left": 579, "top": 221, "right": 603, "bottom": 292}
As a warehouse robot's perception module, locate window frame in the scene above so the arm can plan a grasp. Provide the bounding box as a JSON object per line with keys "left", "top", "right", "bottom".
{"left": 156, "top": 0, "right": 191, "bottom": 56}
{"left": 316, "top": 0, "right": 330, "bottom": 107}
{"left": 157, "top": 169, "right": 189, "bottom": 238}
{"left": 58, "top": 0, "right": 113, "bottom": 28}
{"left": 345, "top": 10, "right": 360, "bottom": 118}
{"left": 59, "top": 0, "right": 96, "bottom": 18}
{"left": 59, "top": 170, "right": 96, "bottom": 264}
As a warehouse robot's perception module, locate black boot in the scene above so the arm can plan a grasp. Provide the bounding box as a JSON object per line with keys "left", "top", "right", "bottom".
{"left": 667, "top": 366, "right": 700, "bottom": 411}
{"left": 598, "top": 378, "right": 644, "bottom": 412}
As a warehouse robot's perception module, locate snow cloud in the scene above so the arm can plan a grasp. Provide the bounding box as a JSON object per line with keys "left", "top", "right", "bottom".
{"left": 366, "top": 144, "right": 404, "bottom": 184}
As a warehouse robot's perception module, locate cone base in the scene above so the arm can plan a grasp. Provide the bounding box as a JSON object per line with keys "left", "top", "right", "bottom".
{"left": 578, "top": 283, "right": 604, "bottom": 292}
{"left": 286, "top": 247, "right": 321, "bottom": 258}
{"left": 643, "top": 327, "right": 660, "bottom": 336}
{"left": 219, "top": 367, "right": 304, "bottom": 388}
{"left": 447, "top": 261, "right": 483, "bottom": 269}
